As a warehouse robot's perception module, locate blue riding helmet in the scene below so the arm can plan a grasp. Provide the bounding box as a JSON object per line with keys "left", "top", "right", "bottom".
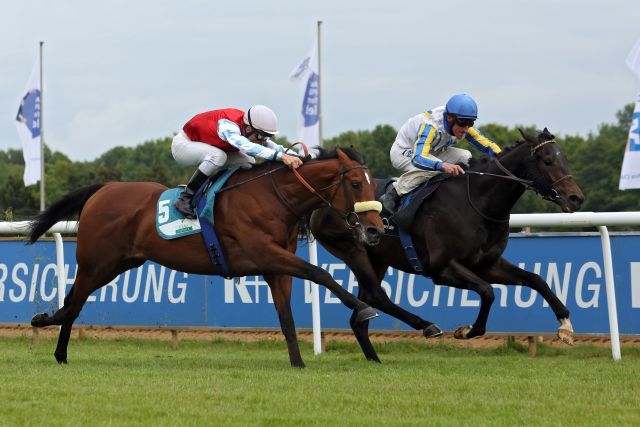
{"left": 445, "top": 94, "right": 478, "bottom": 119}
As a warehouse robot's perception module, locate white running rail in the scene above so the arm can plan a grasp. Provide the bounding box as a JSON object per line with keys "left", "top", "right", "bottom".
{"left": 3, "top": 212, "right": 640, "bottom": 360}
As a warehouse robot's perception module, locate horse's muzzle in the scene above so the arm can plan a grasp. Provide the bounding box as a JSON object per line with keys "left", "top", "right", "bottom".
{"left": 363, "top": 226, "right": 381, "bottom": 246}
{"left": 560, "top": 191, "right": 585, "bottom": 213}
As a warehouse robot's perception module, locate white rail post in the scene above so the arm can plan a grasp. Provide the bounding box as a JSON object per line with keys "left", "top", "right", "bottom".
{"left": 308, "top": 239, "right": 323, "bottom": 355}
{"left": 53, "top": 232, "right": 66, "bottom": 310}
{"left": 598, "top": 226, "right": 621, "bottom": 361}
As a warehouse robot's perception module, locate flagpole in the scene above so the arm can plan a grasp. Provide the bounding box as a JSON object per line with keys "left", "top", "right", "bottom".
{"left": 317, "top": 20, "right": 323, "bottom": 148}
{"left": 39, "top": 41, "right": 45, "bottom": 211}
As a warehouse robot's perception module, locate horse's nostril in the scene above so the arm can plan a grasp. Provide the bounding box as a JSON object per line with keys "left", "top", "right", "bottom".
{"left": 570, "top": 194, "right": 584, "bottom": 205}
{"left": 366, "top": 227, "right": 380, "bottom": 238}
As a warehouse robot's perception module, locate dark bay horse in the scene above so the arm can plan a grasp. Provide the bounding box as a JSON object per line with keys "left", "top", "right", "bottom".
{"left": 28, "top": 147, "right": 384, "bottom": 368}
{"left": 310, "top": 129, "right": 585, "bottom": 362}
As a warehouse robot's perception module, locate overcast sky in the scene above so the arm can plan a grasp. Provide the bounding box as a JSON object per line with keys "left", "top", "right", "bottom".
{"left": 1, "top": 0, "right": 639, "bottom": 161}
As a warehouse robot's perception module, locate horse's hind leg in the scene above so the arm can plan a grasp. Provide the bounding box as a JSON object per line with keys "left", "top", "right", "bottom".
{"left": 481, "top": 258, "right": 574, "bottom": 345}
{"left": 31, "top": 285, "right": 76, "bottom": 328}
{"left": 265, "top": 274, "right": 304, "bottom": 368}
{"left": 30, "top": 279, "right": 90, "bottom": 364}
{"left": 53, "top": 274, "right": 96, "bottom": 364}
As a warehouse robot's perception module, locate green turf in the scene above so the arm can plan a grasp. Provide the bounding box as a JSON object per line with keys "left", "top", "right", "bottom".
{"left": 0, "top": 336, "right": 638, "bottom": 426}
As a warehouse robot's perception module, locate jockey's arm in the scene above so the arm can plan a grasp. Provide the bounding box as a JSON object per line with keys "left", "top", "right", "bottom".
{"left": 410, "top": 122, "right": 443, "bottom": 171}
{"left": 464, "top": 128, "right": 502, "bottom": 157}
{"left": 218, "top": 119, "right": 284, "bottom": 161}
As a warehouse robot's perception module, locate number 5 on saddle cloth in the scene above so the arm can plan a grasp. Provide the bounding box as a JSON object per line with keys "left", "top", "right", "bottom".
{"left": 155, "top": 167, "right": 239, "bottom": 278}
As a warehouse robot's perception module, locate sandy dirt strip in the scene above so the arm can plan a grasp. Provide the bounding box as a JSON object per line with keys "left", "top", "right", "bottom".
{"left": 2, "top": 323, "right": 638, "bottom": 350}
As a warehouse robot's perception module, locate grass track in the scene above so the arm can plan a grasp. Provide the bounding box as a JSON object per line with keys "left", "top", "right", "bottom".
{"left": 1, "top": 336, "right": 639, "bottom": 426}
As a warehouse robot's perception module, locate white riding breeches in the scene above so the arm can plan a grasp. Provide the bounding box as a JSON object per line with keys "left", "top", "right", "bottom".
{"left": 171, "top": 130, "right": 255, "bottom": 176}
{"left": 391, "top": 145, "right": 471, "bottom": 195}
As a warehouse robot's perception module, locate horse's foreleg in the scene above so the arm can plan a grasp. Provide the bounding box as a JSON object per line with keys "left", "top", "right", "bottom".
{"left": 435, "top": 260, "right": 495, "bottom": 339}
{"left": 481, "top": 258, "right": 573, "bottom": 345}
{"left": 265, "top": 274, "right": 305, "bottom": 368}
{"left": 348, "top": 311, "right": 379, "bottom": 363}
{"left": 249, "top": 246, "right": 378, "bottom": 323}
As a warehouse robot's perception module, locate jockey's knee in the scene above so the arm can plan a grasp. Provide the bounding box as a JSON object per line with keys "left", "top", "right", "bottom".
{"left": 200, "top": 152, "right": 227, "bottom": 176}
{"left": 459, "top": 150, "right": 472, "bottom": 166}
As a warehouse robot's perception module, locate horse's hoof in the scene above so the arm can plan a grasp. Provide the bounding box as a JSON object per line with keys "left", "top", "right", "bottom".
{"left": 55, "top": 352, "right": 68, "bottom": 364}
{"left": 355, "top": 306, "right": 379, "bottom": 323}
{"left": 454, "top": 325, "right": 473, "bottom": 340}
{"left": 423, "top": 324, "right": 444, "bottom": 339}
{"left": 31, "top": 312, "right": 49, "bottom": 327}
{"left": 557, "top": 328, "right": 574, "bottom": 345}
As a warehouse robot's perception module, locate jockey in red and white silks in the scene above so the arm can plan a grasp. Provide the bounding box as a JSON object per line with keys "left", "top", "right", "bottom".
{"left": 172, "top": 105, "right": 303, "bottom": 218}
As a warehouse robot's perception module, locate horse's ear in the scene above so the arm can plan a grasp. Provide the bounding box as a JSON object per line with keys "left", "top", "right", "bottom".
{"left": 540, "top": 127, "right": 555, "bottom": 141}
{"left": 518, "top": 128, "right": 537, "bottom": 147}
{"left": 336, "top": 147, "right": 348, "bottom": 162}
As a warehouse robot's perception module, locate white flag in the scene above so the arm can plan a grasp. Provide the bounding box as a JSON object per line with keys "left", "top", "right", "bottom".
{"left": 619, "top": 93, "right": 640, "bottom": 190}
{"left": 15, "top": 56, "right": 42, "bottom": 186}
{"left": 626, "top": 39, "right": 640, "bottom": 80}
{"left": 290, "top": 35, "right": 320, "bottom": 158}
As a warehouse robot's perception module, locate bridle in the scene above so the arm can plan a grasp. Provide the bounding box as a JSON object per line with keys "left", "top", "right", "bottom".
{"left": 265, "top": 142, "right": 380, "bottom": 229}
{"left": 528, "top": 140, "right": 573, "bottom": 201}
{"left": 273, "top": 161, "right": 376, "bottom": 229}
{"left": 464, "top": 139, "right": 572, "bottom": 222}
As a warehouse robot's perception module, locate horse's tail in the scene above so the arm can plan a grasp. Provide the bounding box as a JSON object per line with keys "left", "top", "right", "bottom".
{"left": 27, "top": 183, "right": 104, "bottom": 244}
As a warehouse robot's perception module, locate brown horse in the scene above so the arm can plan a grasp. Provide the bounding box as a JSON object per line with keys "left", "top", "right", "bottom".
{"left": 310, "top": 129, "right": 585, "bottom": 362}
{"left": 28, "top": 147, "right": 384, "bottom": 368}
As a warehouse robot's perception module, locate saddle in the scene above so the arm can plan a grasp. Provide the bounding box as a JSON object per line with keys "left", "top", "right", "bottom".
{"left": 376, "top": 173, "right": 448, "bottom": 233}
{"left": 376, "top": 174, "right": 449, "bottom": 274}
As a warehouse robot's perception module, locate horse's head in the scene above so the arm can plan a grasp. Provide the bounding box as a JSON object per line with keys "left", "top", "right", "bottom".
{"left": 313, "top": 147, "right": 384, "bottom": 246}
{"left": 518, "top": 128, "right": 585, "bottom": 213}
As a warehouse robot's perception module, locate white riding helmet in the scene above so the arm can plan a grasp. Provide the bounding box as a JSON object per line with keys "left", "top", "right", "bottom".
{"left": 244, "top": 105, "right": 279, "bottom": 135}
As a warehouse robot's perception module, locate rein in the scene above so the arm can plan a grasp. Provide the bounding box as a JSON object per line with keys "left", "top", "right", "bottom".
{"left": 463, "top": 139, "right": 572, "bottom": 222}
{"left": 216, "top": 142, "right": 310, "bottom": 194}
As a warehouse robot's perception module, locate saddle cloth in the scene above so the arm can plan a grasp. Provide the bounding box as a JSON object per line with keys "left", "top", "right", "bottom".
{"left": 156, "top": 167, "right": 240, "bottom": 277}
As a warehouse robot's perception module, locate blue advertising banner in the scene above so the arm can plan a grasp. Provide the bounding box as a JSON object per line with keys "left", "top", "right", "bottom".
{"left": 1, "top": 234, "right": 639, "bottom": 335}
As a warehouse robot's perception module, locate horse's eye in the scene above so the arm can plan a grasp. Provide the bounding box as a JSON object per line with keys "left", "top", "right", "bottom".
{"left": 351, "top": 181, "right": 361, "bottom": 190}
{"left": 544, "top": 159, "right": 552, "bottom": 166}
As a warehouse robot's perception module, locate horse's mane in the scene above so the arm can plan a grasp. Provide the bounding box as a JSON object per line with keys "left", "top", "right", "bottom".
{"left": 468, "top": 128, "right": 555, "bottom": 172}
{"left": 467, "top": 129, "right": 556, "bottom": 195}
{"left": 248, "top": 146, "right": 365, "bottom": 175}
{"left": 314, "top": 146, "right": 365, "bottom": 164}
{"left": 467, "top": 140, "right": 525, "bottom": 171}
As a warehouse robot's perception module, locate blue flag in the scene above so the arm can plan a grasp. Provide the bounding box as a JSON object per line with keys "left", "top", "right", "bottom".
{"left": 290, "top": 35, "right": 320, "bottom": 157}
{"left": 15, "top": 56, "right": 42, "bottom": 186}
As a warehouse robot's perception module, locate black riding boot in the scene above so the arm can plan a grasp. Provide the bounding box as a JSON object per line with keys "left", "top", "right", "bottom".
{"left": 174, "top": 169, "right": 209, "bottom": 219}
{"left": 380, "top": 184, "right": 401, "bottom": 214}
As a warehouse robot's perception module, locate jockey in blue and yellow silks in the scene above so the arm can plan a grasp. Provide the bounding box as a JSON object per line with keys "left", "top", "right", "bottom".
{"left": 380, "top": 94, "right": 501, "bottom": 213}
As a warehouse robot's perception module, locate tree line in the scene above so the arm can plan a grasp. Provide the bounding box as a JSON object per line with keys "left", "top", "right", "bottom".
{"left": 1, "top": 103, "right": 638, "bottom": 221}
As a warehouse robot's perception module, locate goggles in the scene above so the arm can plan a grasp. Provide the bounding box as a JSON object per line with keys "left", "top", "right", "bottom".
{"left": 454, "top": 117, "right": 475, "bottom": 128}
